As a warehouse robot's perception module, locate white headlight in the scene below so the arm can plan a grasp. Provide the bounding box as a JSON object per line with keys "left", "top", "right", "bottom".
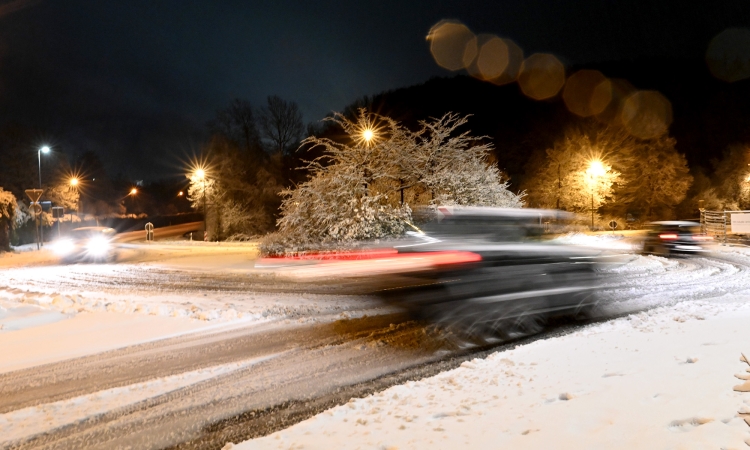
{"left": 51, "top": 239, "right": 75, "bottom": 256}
{"left": 86, "top": 236, "right": 110, "bottom": 256}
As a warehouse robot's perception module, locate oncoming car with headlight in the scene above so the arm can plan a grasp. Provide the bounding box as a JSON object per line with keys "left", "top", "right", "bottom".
{"left": 50, "top": 227, "right": 118, "bottom": 262}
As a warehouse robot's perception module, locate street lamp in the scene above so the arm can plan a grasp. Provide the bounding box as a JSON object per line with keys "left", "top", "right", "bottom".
{"left": 69, "top": 177, "right": 80, "bottom": 218}
{"left": 586, "top": 160, "right": 606, "bottom": 230}
{"left": 129, "top": 188, "right": 137, "bottom": 195}
{"left": 37, "top": 145, "right": 50, "bottom": 246}
{"left": 362, "top": 128, "right": 374, "bottom": 144}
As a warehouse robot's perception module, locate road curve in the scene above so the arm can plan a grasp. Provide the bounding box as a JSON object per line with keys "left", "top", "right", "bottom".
{"left": 2, "top": 251, "right": 749, "bottom": 449}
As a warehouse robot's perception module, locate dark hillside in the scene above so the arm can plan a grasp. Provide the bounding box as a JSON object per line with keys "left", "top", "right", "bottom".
{"left": 338, "top": 60, "right": 750, "bottom": 189}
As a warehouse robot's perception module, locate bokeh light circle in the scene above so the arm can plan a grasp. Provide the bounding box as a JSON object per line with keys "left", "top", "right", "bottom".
{"left": 490, "top": 39, "right": 523, "bottom": 85}
{"left": 706, "top": 28, "right": 750, "bottom": 83}
{"left": 477, "top": 36, "right": 509, "bottom": 80}
{"left": 563, "top": 70, "right": 612, "bottom": 117}
{"left": 427, "top": 20, "right": 477, "bottom": 71}
{"left": 620, "top": 90, "right": 673, "bottom": 139}
{"left": 518, "top": 53, "right": 566, "bottom": 100}
{"left": 593, "top": 78, "right": 636, "bottom": 125}
{"left": 590, "top": 78, "right": 613, "bottom": 115}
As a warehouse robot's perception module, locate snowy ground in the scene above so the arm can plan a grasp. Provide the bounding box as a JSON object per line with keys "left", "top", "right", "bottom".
{"left": 4, "top": 233, "right": 750, "bottom": 448}
{"left": 235, "top": 297, "right": 750, "bottom": 450}
{"left": 229, "top": 235, "right": 750, "bottom": 450}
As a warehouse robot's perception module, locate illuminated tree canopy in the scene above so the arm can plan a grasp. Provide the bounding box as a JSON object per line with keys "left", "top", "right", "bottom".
{"left": 262, "top": 110, "right": 524, "bottom": 253}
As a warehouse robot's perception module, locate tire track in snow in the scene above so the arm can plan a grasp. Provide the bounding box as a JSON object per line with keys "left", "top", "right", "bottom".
{"left": 598, "top": 252, "right": 750, "bottom": 315}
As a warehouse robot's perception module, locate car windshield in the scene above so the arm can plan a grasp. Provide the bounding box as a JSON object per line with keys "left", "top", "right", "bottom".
{"left": 420, "top": 216, "right": 543, "bottom": 242}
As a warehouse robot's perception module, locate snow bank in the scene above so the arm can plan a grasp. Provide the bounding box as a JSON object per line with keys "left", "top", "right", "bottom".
{"left": 235, "top": 298, "right": 750, "bottom": 450}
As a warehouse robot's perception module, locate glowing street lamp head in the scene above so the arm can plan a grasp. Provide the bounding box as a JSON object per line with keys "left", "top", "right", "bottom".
{"left": 178, "top": 191, "right": 184, "bottom": 196}
{"left": 129, "top": 188, "right": 137, "bottom": 195}
{"left": 70, "top": 177, "right": 79, "bottom": 187}
{"left": 587, "top": 159, "right": 606, "bottom": 177}
{"left": 40, "top": 145, "right": 50, "bottom": 154}
{"left": 195, "top": 168, "right": 206, "bottom": 179}
{"left": 351, "top": 110, "right": 382, "bottom": 147}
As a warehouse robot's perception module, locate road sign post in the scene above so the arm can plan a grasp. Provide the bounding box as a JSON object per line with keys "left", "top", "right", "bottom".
{"left": 145, "top": 222, "right": 154, "bottom": 242}
{"left": 25, "top": 189, "right": 44, "bottom": 249}
{"left": 52, "top": 206, "right": 64, "bottom": 237}
{"left": 609, "top": 220, "right": 618, "bottom": 235}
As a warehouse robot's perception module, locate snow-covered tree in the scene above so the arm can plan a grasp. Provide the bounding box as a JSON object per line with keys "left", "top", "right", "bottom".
{"left": 522, "top": 128, "right": 621, "bottom": 213}
{"left": 523, "top": 124, "right": 691, "bottom": 221}
{"left": 263, "top": 110, "right": 523, "bottom": 253}
{"left": 410, "top": 114, "right": 525, "bottom": 207}
{"left": 276, "top": 164, "right": 412, "bottom": 245}
{"left": 613, "top": 134, "right": 692, "bottom": 220}
{"left": 187, "top": 136, "right": 283, "bottom": 240}
{"left": 700, "top": 144, "right": 750, "bottom": 210}
{"left": 0, "top": 188, "right": 18, "bottom": 252}
{"left": 46, "top": 179, "right": 80, "bottom": 212}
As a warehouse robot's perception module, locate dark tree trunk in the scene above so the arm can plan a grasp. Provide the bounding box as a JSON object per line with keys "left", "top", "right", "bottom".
{"left": 0, "top": 219, "right": 10, "bottom": 252}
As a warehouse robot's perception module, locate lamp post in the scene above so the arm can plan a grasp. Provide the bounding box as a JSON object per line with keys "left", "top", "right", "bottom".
{"left": 127, "top": 188, "right": 138, "bottom": 215}
{"left": 38, "top": 146, "right": 50, "bottom": 190}
{"left": 195, "top": 169, "right": 207, "bottom": 241}
{"left": 37, "top": 145, "right": 50, "bottom": 246}
{"left": 586, "top": 160, "right": 606, "bottom": 230}
{"left": 69, "top": 177, "right": 80, "bottom": 219}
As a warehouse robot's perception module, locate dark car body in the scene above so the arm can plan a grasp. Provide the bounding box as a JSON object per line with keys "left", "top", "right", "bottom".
{"left": 50, "top": 227, "right": 118, "bottom": 262}
{"left": 376, "top": 207, "right": 602, "bottom": 337}
{"left": 641, "top": 221, "right": 712, "bottom": 256}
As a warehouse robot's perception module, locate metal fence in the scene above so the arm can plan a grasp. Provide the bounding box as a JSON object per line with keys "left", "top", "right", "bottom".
{"left": 700, "top": 209, "right": 750, "bottom": 244}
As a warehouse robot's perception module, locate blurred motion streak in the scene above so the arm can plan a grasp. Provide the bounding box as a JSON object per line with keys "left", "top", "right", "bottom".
{"left": 563, "top": 70, "right": 612, "bottom": 117}
{"left": 620, "top": 90, "right": 673, "bottom": 139}
{"left": 372, "top": 207, "right": 604, "bottom": 338}
{"left": 706, "top": 28, "right": 750, "bottom": 83}
{"left": 268, "top": 250, "right": 482, "bottom": 279}
{"left": 277, "top": 207, "right": 610, "bottom": 339}
{"left": 518, "top": 53, "right": 566, "bottom": 100}
{"left": 262, "top": 248, "right": 399, "bottom": 261}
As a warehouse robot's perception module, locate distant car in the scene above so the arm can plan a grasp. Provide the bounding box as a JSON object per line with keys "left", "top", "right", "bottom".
{"left": 50, "top": 227, "right": 118, "bottom": 262}
{"left": 641, "top": 221, "right": 712, "bottom": 256}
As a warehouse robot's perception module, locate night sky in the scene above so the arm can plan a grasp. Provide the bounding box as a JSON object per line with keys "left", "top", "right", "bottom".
{"left": 1, "top": 0, "right": 749, "bottom": 180}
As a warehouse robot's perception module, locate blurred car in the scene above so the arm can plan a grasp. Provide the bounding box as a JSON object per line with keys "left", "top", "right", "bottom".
{"left": 375, "top": 206, "right": 603, "bottom": 338}
{"left": 50, "top": 227, "right": 118, "bottom": 262}
{"left": 641, "top": 221, "right": 712, "bottom": 256}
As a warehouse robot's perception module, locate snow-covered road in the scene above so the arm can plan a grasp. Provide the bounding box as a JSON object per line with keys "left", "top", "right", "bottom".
{"left": 2, "top": 238, "right": 750, "bottom": 449}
